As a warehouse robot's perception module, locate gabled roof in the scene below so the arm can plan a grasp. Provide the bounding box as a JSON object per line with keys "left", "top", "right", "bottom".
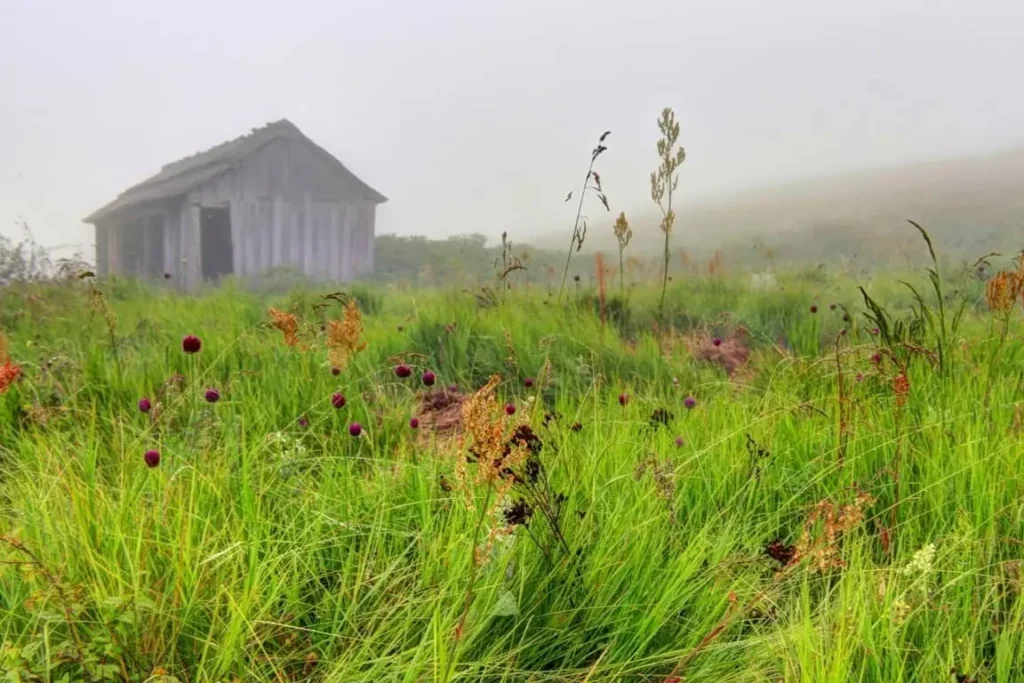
{"left": 84, "top": 119, "right": 387, "bottom": 223}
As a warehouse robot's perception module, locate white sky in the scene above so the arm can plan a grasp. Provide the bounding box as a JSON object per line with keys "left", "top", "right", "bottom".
{"left": 2, "top": 0, "right": 1023, "bottom": 255}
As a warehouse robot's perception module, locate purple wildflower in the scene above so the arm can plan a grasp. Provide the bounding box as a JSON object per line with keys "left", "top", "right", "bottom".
{"left": 349, "top": 422, "right": 363, "bottom": 437}
{"left": 331, "top": 392, "right": 346, "bottom": 409}
{"left": 422, "top": 371, "right": 436, "bottom": 387}
{"left": 684, "top": 396, "right": 697, "bottom": 410}
{"left": 144, "top": 449, "right": 160, "bottom": 468}
{"left": 394, "top": 364, "right": 412, "bottom": 379}
{"left": 182, "top": 335, "right": 202, "bottom": 354}
{"left": 204, "top": 388, "right": 220, "bottom": 403}
{"left": 138, "top": 397, "right": 152, "bottom": 413}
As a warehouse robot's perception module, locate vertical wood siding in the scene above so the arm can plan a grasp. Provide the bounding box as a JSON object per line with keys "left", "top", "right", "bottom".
{"left": 108, "top": 135, "right": 380, "bottom": 288}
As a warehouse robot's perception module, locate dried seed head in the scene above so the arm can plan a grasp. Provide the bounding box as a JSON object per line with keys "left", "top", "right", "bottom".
{"left": 269, "top": 307, "right": 301, "bottom": 347}
{"left": 326, "top": 300, "right": 368, "bottom": 370}
{"left": 613, "top": 211, "right": 633, "bottom": 248}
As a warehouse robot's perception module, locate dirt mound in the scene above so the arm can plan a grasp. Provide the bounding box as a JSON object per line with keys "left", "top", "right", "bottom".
{"left": 416, "top": 386, "right": 467, "bottom": 435}
{"left": 691, "top": 328, "right": 751, "bottom": 377}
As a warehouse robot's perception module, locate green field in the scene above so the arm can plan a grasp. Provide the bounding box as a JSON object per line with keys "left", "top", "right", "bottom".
{"left": 1, "top": 257, "right": 1023, "bottom": 682}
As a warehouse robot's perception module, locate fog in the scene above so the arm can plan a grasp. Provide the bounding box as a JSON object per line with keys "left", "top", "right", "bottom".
{"left": 3, "top": 0, "right": 1023, "bottom": 258}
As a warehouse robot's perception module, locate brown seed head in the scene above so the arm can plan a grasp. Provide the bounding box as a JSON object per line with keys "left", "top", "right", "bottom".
{"left": 269, "top": 307, "right": 302, "bottom": 347}
{"left": 985, "top": 269, "right": 1024, "bottom": 315}
{"left": 326, "top": 299, "right": 368, "bottom": 370}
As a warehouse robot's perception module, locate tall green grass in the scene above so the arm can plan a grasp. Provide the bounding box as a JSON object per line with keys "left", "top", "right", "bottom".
{"left": 0, "top": 269, "right": 1021, "bottom": 683}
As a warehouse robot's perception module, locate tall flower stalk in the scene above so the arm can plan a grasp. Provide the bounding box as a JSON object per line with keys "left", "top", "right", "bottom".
{"left": 612, "top": 211, "right": 632, "bottom": 295}
{"left": 557, "top": 131, "right": 611, "bottom": 301}
{"left": 650, "top": 107, "right": 686, "bottom": 354}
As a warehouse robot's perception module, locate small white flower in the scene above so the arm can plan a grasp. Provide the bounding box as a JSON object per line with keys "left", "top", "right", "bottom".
{"left": 902, "top": 543, "right": 936, "bottom": 577}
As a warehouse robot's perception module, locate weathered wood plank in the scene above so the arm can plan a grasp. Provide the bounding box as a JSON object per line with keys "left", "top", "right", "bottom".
{"left": 184, "top": 201, "right": 201, "bottom": 288}
{"left": 95, "top": 224, "right": 109, "bottom": 275}
{"left": 163, "top": 205, "right": 178, "bottom": 277}
{"left": 362, "top": 204, "right": 374, "bottom": 274}
{"left": 271, "top": 196, "right": 284, "bottom": 267}
{"left": 327, "top": 204, "right": 340, "bottom": 280}
{"left": 341, "top": 201, "right": 354, "bottom": 281}
{"left": 315, "top": 204, "right": 330, "bottom": 278}
{"left": 302, "top": 193, "right": 314, "bottom": 272}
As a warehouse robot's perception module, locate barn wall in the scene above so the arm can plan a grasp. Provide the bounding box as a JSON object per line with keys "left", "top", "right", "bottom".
{"left": 187, "top": 137, "right": 380, "bottom": 282}
{"left": 99, "top": 205, "right": 172, "bottom": 281}
{"left": 173, "top": 199, "right": 202, "bottom": 288}
{"left": 95, "top": 224, "right": 109, "bottom": 275}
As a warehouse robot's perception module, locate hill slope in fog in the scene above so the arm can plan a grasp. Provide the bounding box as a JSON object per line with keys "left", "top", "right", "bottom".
{"left": 544, "top": 145, "right": 1024, "bottom": 265}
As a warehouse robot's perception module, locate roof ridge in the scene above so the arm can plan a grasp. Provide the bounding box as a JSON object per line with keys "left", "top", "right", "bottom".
{"left": 160, "top": 119, "right": 297, "bottom": 172}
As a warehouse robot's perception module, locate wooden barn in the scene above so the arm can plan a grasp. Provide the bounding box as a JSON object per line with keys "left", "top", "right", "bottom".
{"left": 84, "top": 119, "right": 387, "bottom": 287}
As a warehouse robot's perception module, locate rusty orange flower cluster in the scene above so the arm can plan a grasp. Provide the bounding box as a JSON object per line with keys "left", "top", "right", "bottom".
{"left": 269, "top": 307, "right": 302, "bottom": 347}
{"left": 457, "top": 375, "right": 529, "bottom": 498}
{"left": 985, "top": 269, "right": 1024, "bottom": 315}
{"left": 326, "top": 299, "right": 368, "bottom": 370}
{"left": 892, "top": 372, "right": 910, "bottom": 408}
{"left": 795, "top": 491, "right": 874, "bottom": 573}
{"left": 0, "top": 333, "right": 20, "bottom": 394}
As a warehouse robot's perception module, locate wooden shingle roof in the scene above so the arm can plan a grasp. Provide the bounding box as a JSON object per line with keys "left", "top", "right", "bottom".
{"left": 84, "top": 119, "right": 386, "bottom": 223}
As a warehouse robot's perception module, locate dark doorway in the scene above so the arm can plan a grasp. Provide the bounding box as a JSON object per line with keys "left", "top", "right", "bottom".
{"left": 200, "top": 207, "right": 234, "bottom": 280}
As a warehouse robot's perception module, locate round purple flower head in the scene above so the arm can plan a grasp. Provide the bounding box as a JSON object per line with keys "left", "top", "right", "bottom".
{"left": 144, "top": 449, "right": 160, "bottom": 468}
{"left": 331, "top": 392, "right": 346, "bottom": 409}
{"left": 618, "top": 393, "right": 629, "bottom": 406}
{"left": 674, "top": 436, "right": 685, "bottom": 448}
{"left": 504, "top": 403, "right": 516, "bottom": 416}
{"left": 809, "top": 305, "right": 818, "bottom": 314}
{"left": 712, "top": 338, "right": 722, "bottom": 347}
{"left": 204, "top": 388, "right": 220, "bottom": 403}
{"left": 331, "top": 367, "right": 341, "bottom": 376}
{"left": 349, "top": 422, "right": 363, "bottom": 437}
{"left": 297, "top": 416, "right": 309, "bottom": 428}
{"left": 409, "top": 417, "right": 420, "bottom": 429}
{"left": 394, "top": 364, "right": 412, "bottom": 379}
{"left": 684, "top": 396, "right": 697, "bottom": 410}
{"left": 524, "top": 377, "right": 535, "bottom": 388}
{"left": 182, "top": 334, "right": 202, "bottom": 354}
{"left": 138, "top": 397, "right": 152, "bottom": 413}
{"left": 421, "top": 371, "right": 436, "bottom": 387}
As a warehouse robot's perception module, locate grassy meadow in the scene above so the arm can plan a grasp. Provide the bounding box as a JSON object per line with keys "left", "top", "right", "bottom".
{"left": 1, "top": 256, "right": 1023, "bottom": 682}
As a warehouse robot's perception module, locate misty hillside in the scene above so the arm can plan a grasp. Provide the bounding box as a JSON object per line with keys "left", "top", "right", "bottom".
{"left": 556, "top": 145, "right": 1024, "bottom": 265}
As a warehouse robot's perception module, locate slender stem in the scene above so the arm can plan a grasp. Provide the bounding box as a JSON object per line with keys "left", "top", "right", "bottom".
{"left": 446, "top": 489, "right": 494, "bottom": 681}
{"left": 558, "top": 159, "right": 596, "bottom": 301}
{"left": 618, "top": 246, "right": 625, "bottom": 295}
